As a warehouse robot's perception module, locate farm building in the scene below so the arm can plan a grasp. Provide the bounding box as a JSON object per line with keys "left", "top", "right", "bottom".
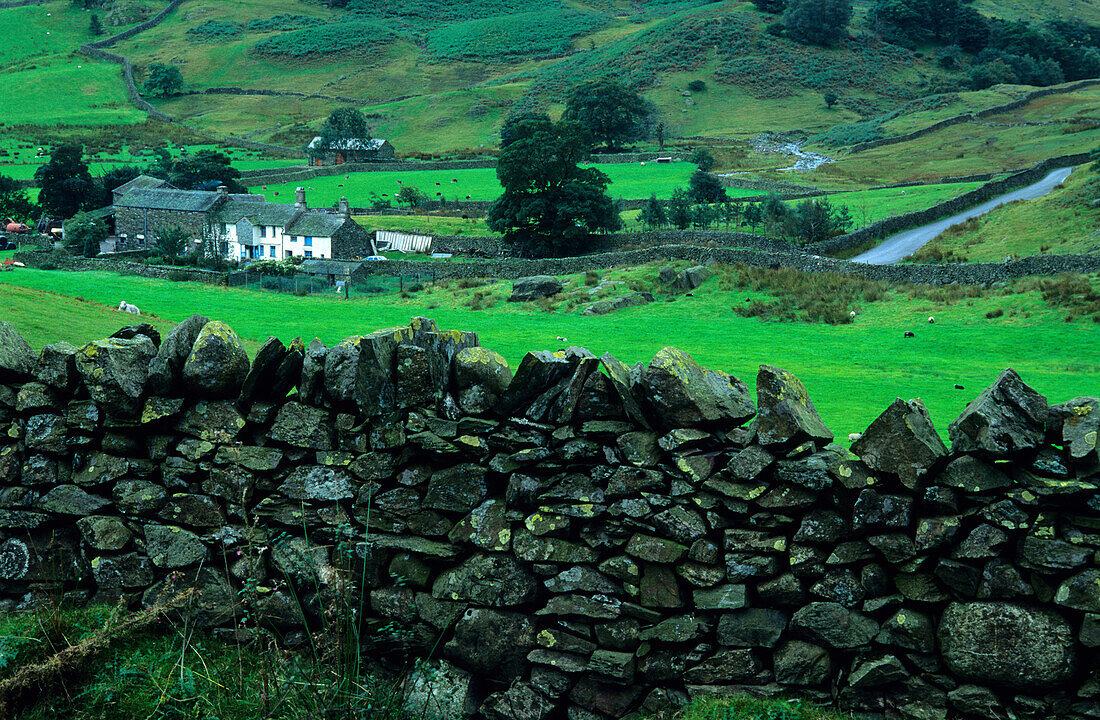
{"left": 114, "top": 185, "right": 372, "bottom": 260}
{"left": 306, "top": 137, "right": 395, "bottom": 166}
{"left": 111, "top": 174, "right": 174, "bottom": 206}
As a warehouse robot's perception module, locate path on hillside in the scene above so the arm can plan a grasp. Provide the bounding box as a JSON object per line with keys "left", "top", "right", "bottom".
{"left": 851, "top": 167, "right": 1075, "bottom": 265}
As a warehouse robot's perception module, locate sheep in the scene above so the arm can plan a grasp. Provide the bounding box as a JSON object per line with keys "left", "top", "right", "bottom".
{"left": 848, "top": 432, "right": 862, "bottom": 442}
{"left": 117, "top": 301, "right": 140, "bottom": 315}
{"left": 928, "top": 316, "right": 935, "bottom": 324}
{"left": 904, "top": 331, "right": 915, "bottom": 338}
{"left": 556, "top": 336, "right": 568, "bottom": 343}
{"left": 849, "top": 310, "right": 856, "bottom": 319}
{"left": 954, "top": 384, "right": 965, "bottom": 390}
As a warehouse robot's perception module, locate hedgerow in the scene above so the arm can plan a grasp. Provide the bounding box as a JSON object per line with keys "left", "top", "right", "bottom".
{"left": 253, "top": 21, "right": 398, "bottom": 57}
{"left": 425, "top": 10, "right": 607, "bottom": 62}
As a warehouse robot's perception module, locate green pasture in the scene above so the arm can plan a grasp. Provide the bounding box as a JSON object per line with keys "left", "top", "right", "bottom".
{"left": 825, "top": 181, "right": 987, "bottom": 227}
{"left": 353, "top": 214, "right": 496, "bottom": 236}
{"left": 878, "top": 86, "right": 1032, "bottom": 137}
{"left": 2, "top": 263, "right": 1097, "bottom": 439}
{"left": 250, "top": 161, "right": 700, "bottom": 207}
{"left": 915, "top": 168, "right": 1100, "bottom": 261}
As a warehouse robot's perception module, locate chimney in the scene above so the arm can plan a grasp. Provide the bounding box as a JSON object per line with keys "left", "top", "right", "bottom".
{"left": 217, "top": 185, "right": 228, "bottom": 198}
{"left": 295, "top": 187, "right": 306, "bottom": 209}
{"left": 338, "top": 197, "right": 350, "bottom": 218}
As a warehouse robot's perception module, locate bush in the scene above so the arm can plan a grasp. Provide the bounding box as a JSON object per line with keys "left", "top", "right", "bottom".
{"left": 167, "top": 269, "right": 193, "bottom": 282}
{"left": 254, "top": 21, "right": 397, "bottom": 57}
{"left": 186, "top": 20, "right": 243, "bottom": 41}
{"left": 246, "top": 15, "right": 319, "bottom": 33}
{"left": 584, "top": 270, "right": 600, "bottom": 286}
{"left": 687, "top": 79, "right": 707, "bottom": 91}
{"left": 816, "top": 121, "right": 883, "bottom": 147}
{"left": 425, "top": 10, "right": 606, "bottom": 61}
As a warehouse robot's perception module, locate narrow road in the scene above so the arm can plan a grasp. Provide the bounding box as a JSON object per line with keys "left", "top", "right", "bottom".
{"left": 851, "top": 167, "right": 1075, "bottom": 265}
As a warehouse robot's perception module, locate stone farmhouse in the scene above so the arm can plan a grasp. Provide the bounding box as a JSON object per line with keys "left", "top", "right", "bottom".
{"left": 114, "top": 179, "right": 372, "bottom": 260}
{"left": 306, "top": 137, "right": 395, "bottom": 166}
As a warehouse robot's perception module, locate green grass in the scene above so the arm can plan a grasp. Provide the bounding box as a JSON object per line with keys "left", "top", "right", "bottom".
{"left": 250, "top": 161, "right": 699, "bottom": 207}
{"left": 353, "top": 214, "right": 497, "bottom": 236}
{"left": 667, "top": 696, "right": 857, "bottom": 720}
{"left": 912, "top": 168, "right": 1100, "bottom": 262}
{"left": 2, "top": 262, "right": 1097, "bottom": 440}
{"left": 824, "top": 181, "right": 988, "bottom": 227}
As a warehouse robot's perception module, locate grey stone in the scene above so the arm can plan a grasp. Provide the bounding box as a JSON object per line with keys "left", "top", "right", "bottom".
{"left": 454, "top": 346, "right": 512, "bottom": 395}
{"left": 402, "top": 659, "right": 477, "bottom": 720}
{"left": 77, "top": 515, "right": 132, "bottom": 551}
{"left": 182, "top": 321, "right": 249, "bottom": 397}
{"left": 851, "top": 398, "right": 947, "bottom": 489}
{"left": 269, "top": 401, "right": 333, "bottom": 450}
{"left": 446, "top": 608, "right": 534, "bottom": 679}
{"left": 146, "top": 314, "right": 209, "bottom": 394}
{"left": 239, "top": 336, "right": 290, "bottom": 403}
{"left": 589, "top": 649, "right": 635, "bottom": 682}
{"left": 432, "top": 554, "right": 537, "bottom": 607}
{"left": 752, "top": 365, "right": 832, "bottom": 447}
{"left": 480, "top": 681, "right": 555, "bottom": 720}
{"left": 448, "top": 499, "right": 511, "bottom": 552}
{"left": 939, "top": 456, "right": 1013, "bottom": 493}
{"left": 726, "top": 444, "right": 775, "bottom": 481}
{"left": 1050, "top": 396, "right": 1099, "bottom": 463}
{"left": 652, "top": 505, "right": 706, "bottom": 543}
{"left": 626, "top": 533, "right": 687, "bottom": 563}
{"left": 36, "top": 342, "right": 79, "bottom": 391}
{"left": 637, "top": 614, "right": 706, "bottom": 643}
{"left": 693, "top": 584, "right": 747, "bottom": 610}
{"left": 0, "top": 321, "right": 36, "bottom": 381}
{"left": 538, "top": 594, "right": 621, "bottom": 619}
{"left": 683, "top": 648, "right": 759, "bottom": 683}
{"left": 36, "top": 485, "right": 110, "bottom": 515}
{"left": 672, "top": 265, "right": 713, "bottom": 291}
{"left": 425, "top": 464, "right": 487, "bottom": 513}
{"left": 90, "top": 552, "right": 154, "bottom": 588}
{"left": 849, "top": 655, "right": 908, "bottom": 688}
{"left": 144, "top": 524, "right": 207, "bottom": 568}
{"left": 76, "top": 336, "right": 157, "bottom": 416}
{"left": 949, "top": 368, "right": 1047, "bottom": 456}
{"left": 299, "top": 338, "right": 327, "bottom": 405}
{"left": 582, "top": 292, "right": 653, "bottom": 316}
{"left": 948, "top": 685, "right": 1001, "bottom": 718}
{"left": 939, "top": 602, "right": 1076, "bottom": 687}
{"left": 278, "top": 466, "right": 354, "bottom": 502}
{"left": 1054, "top": 569, "right": 1100, "bottom": 612}
{"left": 875, "top": 609, "right": 934, "bottom": 653}
{"left": 718, "top": 608, "right": 787, "bottom": 647}
{"left": 774, "top": 640, "right": 832, "bottom": 685}
{"left": 791, "top": 602, "right": 879, "bottom": 649}
{"left": 641, "top": 347, "right": 755, "bottom": 428}
{"left": 509, "top": 275, "right": 563, "bottom": 302}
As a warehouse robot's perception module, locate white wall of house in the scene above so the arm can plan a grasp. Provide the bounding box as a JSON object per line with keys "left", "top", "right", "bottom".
{"left": 284, "top": 233, "right": 333, "bottom": 260}
{"left": 213, "top": 221, "right": 333, "bottom": 260}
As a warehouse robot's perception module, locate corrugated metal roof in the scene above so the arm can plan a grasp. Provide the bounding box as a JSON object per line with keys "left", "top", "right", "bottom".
{"left": 115, "top": 188, "right": 221, "bottom": 212}
{"left": 307, "top": 137, "right": 388, "bottom": 151}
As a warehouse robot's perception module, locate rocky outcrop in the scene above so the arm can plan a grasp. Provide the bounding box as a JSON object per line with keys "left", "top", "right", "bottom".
{"left": 0, "top": 317, "right": 1098, "bottom": 720}
{"left": 509, "top": 276, "right": 563, "bottom": 302}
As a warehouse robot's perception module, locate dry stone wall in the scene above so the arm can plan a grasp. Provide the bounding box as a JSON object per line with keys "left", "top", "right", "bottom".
{"left": 0, "top": 317, "right": 1098, "bottom": 720}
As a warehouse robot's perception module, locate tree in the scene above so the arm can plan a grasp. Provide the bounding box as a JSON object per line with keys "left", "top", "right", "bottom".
{"left": 751, "top": 0, "right": 787, "bottom": 12}
{"left": 640, "top": 194, "right": 667, "bottom": 229}
{"left": 487, "top": 117, "right": 621, "bottom": 257}
{"left": 170, "top": 150, "right": 246, "bottom": 193}
{"left": 35, "top": 144, "right": 100, "bottom": 218}
{"left": 318, "top": 108, "right": 369, "bottom": 149}
{"left": 690, "top": 148, "right": 716, "bottom": 172}
{"left": 688, "top": 170, "right": 728, "bottom": 204}
{"left": 500, "top": 112, "right": 550, "bottom": 148}
{"left": 89, "top": 13, "right": 102, "bottom": 36}
{"left": 562, "top": 80, "right": 654, "bottom": 151}
{"left": 396, "top": 185, "right": 425, "bottom": 208}
{"left": 667, "top": 188, "right": 691, "bottom": 230}
{"left": 0, "top": 174, "right": 37, "bottom": 222}
{"left": 761, "top": 192, "right": 789, "bottom": 237}
{"left": 824, "top": 91, "right": 839, "bottom": 109}
{"left": 783, "top": 0, "right": 853, "bottom": 47}
{"left": 64, "top": 211, "right": 107, "bottom": 258}
{"left": 143, "top": 63, "right": 183, "bottom": 98}
{"left": 784, "top": 197, "right": 852, "bottom": 243}
{"left": 157, "top": 224, "right": 189, "bottom": 257}
{"left": 743, "top": 202, "right": 763, "bottom": 232}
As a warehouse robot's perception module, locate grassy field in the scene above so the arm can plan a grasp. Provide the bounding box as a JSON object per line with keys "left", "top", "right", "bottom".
{"left": 250, "top": 161, "right": 702, "bottom": 206}
{"left": 3, "top": 263, "right": 1097, "bottom": 439}
{"left": 913, "top": 168, "right": 1100, "bottom": 261}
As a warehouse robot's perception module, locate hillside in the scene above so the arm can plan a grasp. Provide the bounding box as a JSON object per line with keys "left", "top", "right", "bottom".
{"left": 3, "top": 0, "right": 1097, "bottom": 160}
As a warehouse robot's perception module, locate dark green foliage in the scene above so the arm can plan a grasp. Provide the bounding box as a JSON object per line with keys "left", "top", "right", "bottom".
{"left": 868, "top": 0, "right": 988, "bottom": 50}
{"left": 169, "top": 150, "right": 245, "bottom": 193}
{"left": 99, "top": 165, "right": 143, "bottom": 194}
{"left": 562, "top": 80, "right": 654, "bottom": 150}
{"left": 783, "top": 0, "right": 852, "bottom": 47}
{"left": 668, "top": 187, "right": 691, "bottom": 229}
{"left": 640, "top": 194, "right": 667, "bottom": 228}
{"left": 246, "top": 15, "right": 320, "bottom": 32}
{"left": 487, "top": 117, "right": 621, "bottom": 257}
{"left": 687, "top": 79, "right": 707, "bottom": 91}
{"left": 0, "top": 174, "right": 37, "bottom": 222}
{"left": 751, "top": 0, "right": 787, "bottom": 12}
{"left": 396, "top": 185, "right": 425, "bottom": 207}
{"left": 501, "top": 112, "right": 551, "bottom": 147}
{"left": 967, "top": 59, "right": 1019, "bottom": 90}
{"left": 688, "top": 170, "right": 727, "bottom": 204}
{"left": 142, "top": 64, "right": 183, "bottom": 98}
{"left": 972, "top": 50, "right": 1065, "bottom": 87}
{"left": 824, "top": 91, "right": 838, "bottom": 108}
{"left": 318, "top": 108, "right": 371, "bottom": 150}
{"left": 346, "top": 0, "right": 552, "bottom": 22}
{"left": 743, "top": 202, "right": 763, "bottom": 231}
{"left": 816, "top": 120, "right": 883, "bottom": 147}
{"left": 425, "top": 10, "right": 606, "bottom": 62}
{"left": 690, "top": 148, "right": 716, "bottom": 172}
{"left": 253, "top": 21, "right": 397, "bottom": 57}
{"left": 785, "top": 197, "right": 853, "bottom": 243}
{"left": 187, "top": 20, "right": 244, "bottom": 41}
{"left": 89, "top": 14, "right": 102, "bottom": 36}
{"left": 35, "top": 144, "right": 99, "bottom": 218}
{"left": 64, "top": 211, "right": 108, "bottom": 257}
{"left": 156, "top": 225, "right": 189, "bottom": 257}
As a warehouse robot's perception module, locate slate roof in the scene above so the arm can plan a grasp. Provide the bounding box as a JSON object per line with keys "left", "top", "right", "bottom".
{"left": 112, "top": 175, "right": 173, "bottom": 196}
{"left": 307, "top": 137, "right": 388, "bottom": 152}
{"left": 115, "top": 188, "right": 222, "bottom": 212}
{"left": 215, "top": 202, "right": 299, "bottom": 227}
{"left": 285, "top": 212, "right": 348, "bottom": 237}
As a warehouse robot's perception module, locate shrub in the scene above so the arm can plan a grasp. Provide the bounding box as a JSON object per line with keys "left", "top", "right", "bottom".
{"left": 425, "top": 10, "right": 607, "bottom": 62}
{"left": 687, "top": 79, "right": 707, "bottom": 91}
{"left": 186, "top": 20, "right": 244, "bottom": 41}
{"left": 816, "top": 121, "right": 883, "bottom": 147}
{"left": 246, "top": 15, "right": 319, "bottom": 33}
{"left": 584, "top": 270, "right": 600, "bottom": 286}
{"left": 167, "top": 269, "right": 192, "bottom": 282}
{"left": 254, "top": 21, "right": 397, "bottom": 57}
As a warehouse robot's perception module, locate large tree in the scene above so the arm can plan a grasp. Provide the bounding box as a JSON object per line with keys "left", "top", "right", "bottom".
{"left": 783, "top": 0, "right": 853, "bottom": 47}
{"left": 319, "top": 108, "right": 370, "bottom": 148}
{"left": 0, "top": 174, "right": 37, "bottom": 222}
{"left": 143, "top": 63, "right": 183, "bottom": 98}
{"left": 561, "top": 80, "right": 654, "bottom": 151}
{"left": 35, "top": 144, "right": 100, "bottom": 219}
{"left": 64, "top": 211, "right": 108, "bottom": 258}
{"left": 169, "top": 150, "right": 246, "bottom": 193}
{"left": 487, "top": 117, "right": 621, "bottom": 257}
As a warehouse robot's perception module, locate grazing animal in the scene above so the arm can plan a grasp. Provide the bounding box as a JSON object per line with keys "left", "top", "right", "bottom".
{"left": 117, "top": 301, "right": 140, "bottom": 315}
{"left": 928, "top": 316, "right": 935, "bottom": 324}
{"left": 556, "top": 336, "right": 568, "bottom": 343}
{"left": 904, "top": 331, "right": 915, "bottom": 338}
{"left": 954, "top": 384, "right": 965, "bottom": 390}
{"left": 848, "top": 432, "right": 862, "bottom": 442}
{"left": 849, "top": 310, "right": 856, "bottom": 319}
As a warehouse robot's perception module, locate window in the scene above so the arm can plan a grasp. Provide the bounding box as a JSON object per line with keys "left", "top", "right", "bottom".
{"left": 304, "top": 250, "right": 313, "bottom": 258}
{"left": 269, "top": 246, "right": 276, "bottom": 258}
{"left": 304, "top": 236, "right": 313, "bottom": 246}
{"left": 219, "top": 223, "right": 227, "bottom": 235}
{"left": 289, "top": 235, "right": 296, "bottom": 243}
{"left": 285, "top": 250, "right": 292, "bottom": 258}
{"left": 240, "top": 246, "right": 247, "bottom": 257}
{"left": 259, "top": 226, "right": 267, "bottom": 238}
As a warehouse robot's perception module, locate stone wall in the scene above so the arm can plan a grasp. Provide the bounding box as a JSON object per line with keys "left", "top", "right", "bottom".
{"left": 0, "top": 316, "right": 1098, "bottom": 720}
{"left": 13, "top": 251, "right": 228, "bottom": 284}
{"left": 114, "top": 206, "right": 210, "bottom": 247}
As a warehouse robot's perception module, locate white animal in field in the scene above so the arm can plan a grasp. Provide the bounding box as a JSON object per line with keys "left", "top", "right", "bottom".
{"left": 849, "top": 310, "right": 856, "bottom": 319}
{"left": 928, "top": 316, "right": 935, "bottom": 324}
{"left": 118, "top": 301, "right": 140, "bottom": 315}
{"left": 556, "top": 336, "right": 568, "bottom": 343}
{"left": 848, "top": 432, "right": 862, "bottom": 442}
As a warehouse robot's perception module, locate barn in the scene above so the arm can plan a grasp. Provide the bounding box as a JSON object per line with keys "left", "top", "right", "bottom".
{"left": 306, "top": 137, "right": 396, "bottom": 166}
